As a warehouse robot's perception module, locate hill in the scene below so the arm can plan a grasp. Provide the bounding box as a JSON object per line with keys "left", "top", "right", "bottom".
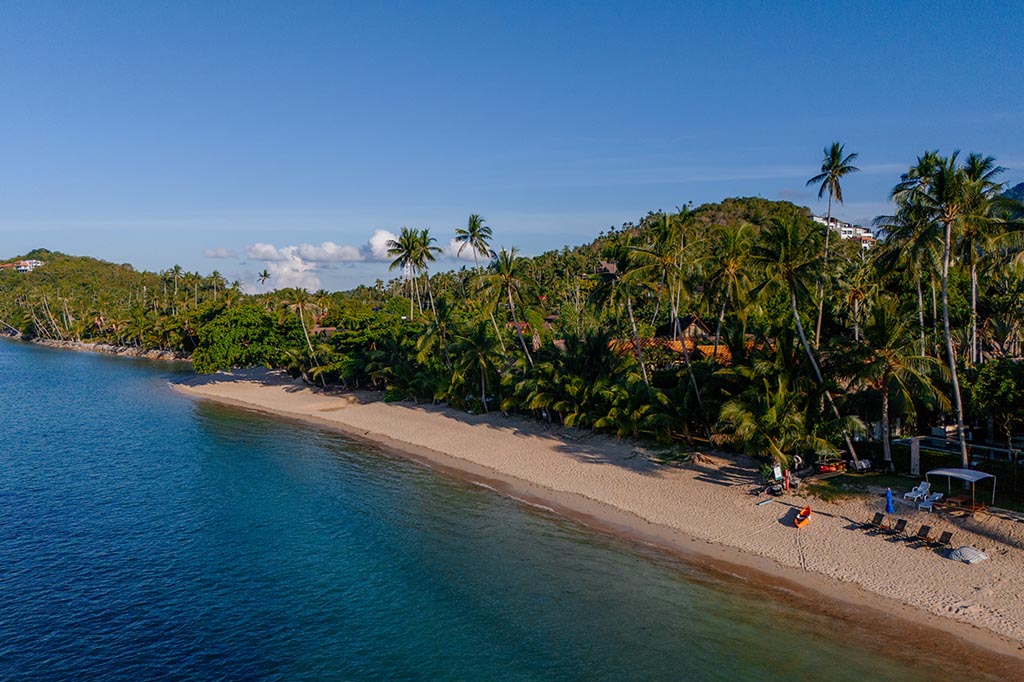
{"left": 1004, "top": 181, "right": 1024, "bottom": 203}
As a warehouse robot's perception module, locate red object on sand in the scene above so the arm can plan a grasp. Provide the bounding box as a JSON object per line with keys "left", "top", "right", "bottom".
{"left": 794, "top": 505, "right": 812, "bottom": 528}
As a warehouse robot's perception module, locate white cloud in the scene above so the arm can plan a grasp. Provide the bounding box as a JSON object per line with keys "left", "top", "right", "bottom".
{"left": 247, "top": 242, "right": 288, "bottom": 261}
{"left": 242, "top": 227, "right": 488, "bottom": 292}
{"left": 296, "top": 241, "right": 364, "bottom": 262}
{"left": 365, "top": 229, "right": 397, "bottom": 261}
{"left": 442, "top": 238, "right": 490, "bottom": 262}
{"left": 265, "top": 256, "right": 321, "bottom": 291}
{"left": 203, "top": 247, "right": 236, "bottom": 259}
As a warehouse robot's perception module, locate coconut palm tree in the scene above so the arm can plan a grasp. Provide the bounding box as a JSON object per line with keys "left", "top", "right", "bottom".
{"left": 704, "top": 222, "right": 752, "bottom": 360}
{"left": 454, "top": 214, "right": 494, "bottom": 270}
{"left": 858, "top": 297, "right": 947, "bottom": 469}
{"left": 913, "top": 151, "right": 975, "bottom": 467}
{"left": 807, "top": 142, "right": 860, "bottom": 347}
{"left": 258, "top": 269, "right": 271, "bottom": 286}
{"left": 750, "top": 216, "right": 862, "bottom": 465}
{"left": 480, "top": 247, "right": 536, "bottom": 367}
{"left": 590, "top": 234, "right": 649, "bottom": 385}
{"left": 957, "top": 153, "right": 1007, "bottom": 365}
{"left": 414, "top": 228, "right": 442, "bottom": 317}
{"left": 387, "top": 227, "right": 423, "bottom": 319}
{"left": 284, "top": 289, "right": 326, "bottom": 388}
{"left": 453, "top": 321, "right": 502, "bottom": 412}
{"left": 874, "top": 201, "right": 942, "bottom": 355}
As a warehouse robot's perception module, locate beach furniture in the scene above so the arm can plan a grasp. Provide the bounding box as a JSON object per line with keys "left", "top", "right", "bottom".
{"left": 860, "top": 512, "right": 885, "bottom": 531}
{"left": 907, "top": 524, "right": 934, "bottom": 547}
{"left": 903, "top": 482, "right": 930, "bottom": 502}
{"left": 882, "top": 518, "right": 908, "bottom": 537}
{"left": 794, "top": 505, "right": 812, "bottom": 528}
{"left": 929, "top": 531, "right": 954, "bottom": 549}
{"left": 917, "top": 492, "right": 944, "bottom": 512}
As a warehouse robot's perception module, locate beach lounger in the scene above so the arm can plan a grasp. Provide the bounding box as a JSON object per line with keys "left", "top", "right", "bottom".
{"left": 903, "top": 482, "right": 930, "bottom": 503}
{"left": 929, "top": 531, "right": 954, "bottom": 549}
{"left": 882, "top": 518, "right": 908, "bottom": 537}
{"left": 860, "top": 512, "right": 885, "bottom": 531}
{"left": 907, "top": 524, "right": 933, "bottom": 547}
{"left": 917, "top": 492, "right": 944, "bottom": 512}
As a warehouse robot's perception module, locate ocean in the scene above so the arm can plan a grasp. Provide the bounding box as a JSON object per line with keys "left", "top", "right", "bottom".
{"left": 0, "top": 340, "right": 949, "bottom": 680}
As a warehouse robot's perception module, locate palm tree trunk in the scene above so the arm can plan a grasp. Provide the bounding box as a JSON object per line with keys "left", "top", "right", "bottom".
{"left": 488, "top": 311, "right": 508, "bottom": 356}
{"left": 425, "top": 275, "right": 437, "bottom": 318}
{"left": 408, "top": 276, "right": 414, "bottom": 319}
{"left": 626, "top": 294, "right": 649, "bottom": 385}
{"left": 481, "top": 368, "right": 487, "bottom": 413}
{"left": 814, "top": 193, "right": 833, "bottom": 348}
{"left": 297, "top": 306, "right": 327, "bottom": 389}
{"left": 940, "top": 220, "right": 970, "bottom": 467}
{"left": 508, "top": 289, "right": 534, "bottom": 368}
{"left": 713, "top": 297, "right": 726, "bottom": 364}
{"left": 882, "top": 387, "right": 893, "bottom": 471}
{"left": 970, "top": 262, "right": 978, "bottom": 365}
{"left": 917, "top": 279, "right": 926, "bottom": 356}
{"left": 673, "top": 302, "right": 708, "bottom": 437}
{"left": 650, "top": 276, "right": 664, "bottom": 326}
{"left": 791, "top": 290, "right": 861, "bottom": 465}
{"left": 853, "top": 297, "right": 860, "bottom": 342}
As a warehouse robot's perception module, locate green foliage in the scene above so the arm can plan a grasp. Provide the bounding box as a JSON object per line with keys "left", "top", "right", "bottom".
{"left": 191, "top": 304, "right": 283, "bottom": 373}
{"left": 12, "top": 173, "right": 1024, "bottom": 506}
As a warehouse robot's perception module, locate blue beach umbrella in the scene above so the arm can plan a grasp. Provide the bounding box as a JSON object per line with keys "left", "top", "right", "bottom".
{"left": 885, "top": 488, "right": 895, "bottom": 515}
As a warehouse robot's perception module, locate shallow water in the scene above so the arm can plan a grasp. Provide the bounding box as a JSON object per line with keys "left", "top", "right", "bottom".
{"left": 0, "top": 341, "right": 949, "bottom": 679}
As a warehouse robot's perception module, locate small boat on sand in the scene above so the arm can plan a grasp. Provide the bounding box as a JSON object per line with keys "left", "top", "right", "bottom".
{"left": 794, "top": 505, "right": 812, "bottom": 528}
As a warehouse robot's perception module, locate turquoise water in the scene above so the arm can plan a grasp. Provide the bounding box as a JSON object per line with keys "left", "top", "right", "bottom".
{"left": 0, "top": 341, "right": 952, "bottom": 680}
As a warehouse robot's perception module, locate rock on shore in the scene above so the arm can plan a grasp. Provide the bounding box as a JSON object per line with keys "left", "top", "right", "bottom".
{"left": 28, "top": 338, "right": 190, "bottom": 361}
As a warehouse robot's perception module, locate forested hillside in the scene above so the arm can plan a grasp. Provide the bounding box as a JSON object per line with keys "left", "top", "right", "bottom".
{"left": 4, "top": 153, "right": 1024, "bottom": 488}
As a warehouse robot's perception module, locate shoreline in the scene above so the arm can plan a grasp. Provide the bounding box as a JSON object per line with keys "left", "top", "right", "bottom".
{"left": 1, "top": 335, "right": 191, "bottom": 362}
{"left": 172, "top": 369, "right": 1024, "bottom": 675}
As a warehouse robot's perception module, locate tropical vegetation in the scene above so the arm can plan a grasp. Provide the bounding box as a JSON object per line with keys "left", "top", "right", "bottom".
{"left": 3, "top": 151, "right": 1024, "bottom": 489}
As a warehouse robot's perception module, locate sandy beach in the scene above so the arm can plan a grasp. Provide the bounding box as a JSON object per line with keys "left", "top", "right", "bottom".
{"left": 173, "top": 369, "right": 1024, "bottom": 671}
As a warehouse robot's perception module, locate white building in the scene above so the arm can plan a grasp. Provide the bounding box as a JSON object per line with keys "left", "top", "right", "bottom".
{"left": 1, "top": 259, "right": 44, "bottom": 272}
{"left": 812, "top": 216, "right": 875, "bottom": 250}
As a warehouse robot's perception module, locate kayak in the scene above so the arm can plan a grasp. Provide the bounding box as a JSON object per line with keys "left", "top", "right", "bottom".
{"left": 794, "top": 505, "right": 812, "bottom": 528}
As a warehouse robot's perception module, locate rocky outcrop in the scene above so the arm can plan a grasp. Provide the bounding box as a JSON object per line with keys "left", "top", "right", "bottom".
{"left": 24, "top": 338, "right": 191, "bottom": 362}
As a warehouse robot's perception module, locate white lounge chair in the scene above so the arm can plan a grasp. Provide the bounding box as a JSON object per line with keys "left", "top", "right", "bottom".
{"left": 903, "top": 481, "right": 931, "bottom": 502}
{"left": 918, "top": 492, "right": 943, "bottom": 512}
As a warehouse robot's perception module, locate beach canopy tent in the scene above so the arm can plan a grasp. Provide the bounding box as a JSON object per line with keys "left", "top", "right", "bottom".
{"left": 925, "top": 468, "right": 996, "bottom": 507}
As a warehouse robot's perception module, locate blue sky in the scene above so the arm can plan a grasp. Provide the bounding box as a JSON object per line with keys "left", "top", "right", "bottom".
{"left": 1, "top": 2, "right": 1021, "bottom": 291}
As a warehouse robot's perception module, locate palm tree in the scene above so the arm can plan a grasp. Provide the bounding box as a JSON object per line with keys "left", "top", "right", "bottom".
{"left": 285, "top": 289, "right": 326, "bottom": 388}
{"left": 590, "top": 234, "right": 649, "bottom": 384}
{"left": 387, "top": 227, "right": 422, "bottom": 319}
{"left": 480, "top": 247, "right": 536, "bottom": 367}
{"left": 858, "top": 297, "right": 947, "bottom": 470}
{"left": 704, "top": 222, "right": 752, "bottom": 360}
{"left": 453, "top": 321, "right": 502, "bottom": 412}
{"left": 454, "top": 214, "right": 494, "bottom": 270}
{"left": 957, "top": 153, "right": 1007, "bottom": 365}
{"left": 914, "top": 151, "right": 973, "bottom": 467}
{"left": 258, "top": 269, "right": 271, "bottom": 286}
{"left": 874, "top": 201, "right": 942, "bottom": 355}
{"left": 750, "top": 216, "right": 862, "bottom": 465}
{"left": 414, "top": 228, "right": 442, "bottom": 317}
{"left": 807, "top": 142, "right": 860, "bottom": 347}
{"left": 719, "top": 369, "right": 838, "bottom": 471}
{"left": 210, "top": 270, "right": 225, "bottom": 301}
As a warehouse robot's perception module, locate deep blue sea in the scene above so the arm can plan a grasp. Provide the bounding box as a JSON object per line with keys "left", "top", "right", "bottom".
{"left": 0, "top": 341, "right": 965, "bottom": 680}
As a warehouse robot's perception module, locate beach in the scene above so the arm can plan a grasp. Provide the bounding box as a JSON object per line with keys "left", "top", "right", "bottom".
{"left": 174, "top": 369, "right": 1024, "bottom": 669}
